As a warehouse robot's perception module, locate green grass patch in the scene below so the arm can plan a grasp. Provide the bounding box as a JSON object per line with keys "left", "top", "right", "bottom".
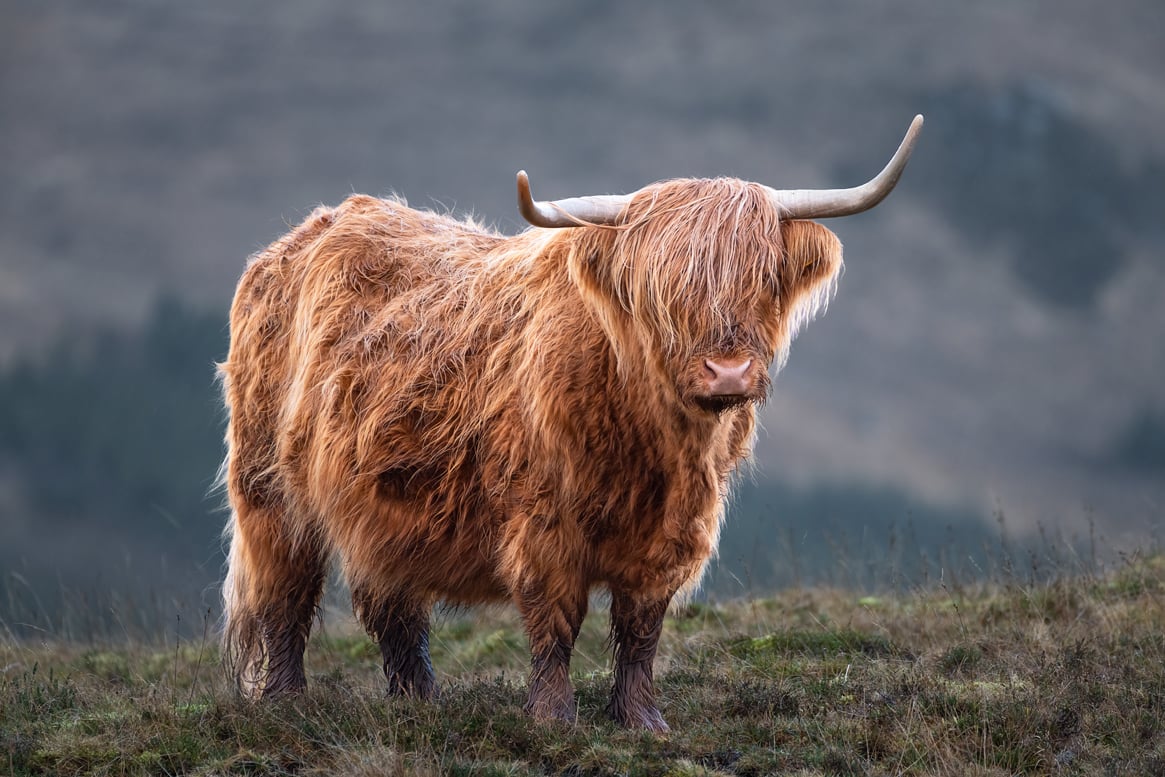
{"left": 729, "top": 628, "right": 901, "bottom": 659}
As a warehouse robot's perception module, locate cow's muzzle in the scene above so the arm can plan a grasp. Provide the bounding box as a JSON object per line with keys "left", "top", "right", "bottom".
{"left": 703, "top": 357, "right": 753, "bottom": 397}
{"left": 693, "top": 357, "right": 757, "bottom": 413}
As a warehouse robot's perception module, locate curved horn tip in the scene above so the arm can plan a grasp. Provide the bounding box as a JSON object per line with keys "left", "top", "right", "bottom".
{"left": 895, "top": 115, "right": 924, "bottom": 150}
{"left": 516, "top": 169, "right": 550, "bottom": 226}
{"left": 898, "top": 114, "right": 924, "bottom": 160}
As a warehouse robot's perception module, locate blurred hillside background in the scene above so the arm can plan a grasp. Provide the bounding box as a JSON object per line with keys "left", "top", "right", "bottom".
{"left": 1, "top": 0, "right": 1162, "bottom": 632}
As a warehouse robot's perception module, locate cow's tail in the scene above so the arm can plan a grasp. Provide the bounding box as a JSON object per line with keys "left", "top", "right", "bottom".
{"left": 221, "top": 500, "right": 327, "bottom": 698}
{"left": 221, "top": 509, "right": 267, "bottom": 697}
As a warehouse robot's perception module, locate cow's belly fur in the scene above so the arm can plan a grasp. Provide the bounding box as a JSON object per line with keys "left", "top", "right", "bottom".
{"left": 290, "top": 437, "right": 733, "bottom": 607}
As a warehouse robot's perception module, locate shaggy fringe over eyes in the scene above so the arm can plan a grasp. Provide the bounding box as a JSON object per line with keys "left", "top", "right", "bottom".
{"left": 606, "top": 179, "right": 789, "bottom": 356}
{"left": 588, "top": 180, "right": 846, "bottom": 374}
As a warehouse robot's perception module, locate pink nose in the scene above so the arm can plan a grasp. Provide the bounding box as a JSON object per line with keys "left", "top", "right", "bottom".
{"left": 704, "top": 358, "right": 753, "bottom": 395}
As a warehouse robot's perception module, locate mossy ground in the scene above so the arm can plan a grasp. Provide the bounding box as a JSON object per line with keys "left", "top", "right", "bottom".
{"left": 3, "top": 556, "right": 1164, "bottom": 775}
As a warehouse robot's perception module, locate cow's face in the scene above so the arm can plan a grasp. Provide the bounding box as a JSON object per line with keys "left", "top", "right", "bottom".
{"left": 569, "top": 179, "right": 843, "bottom": 416}
{"left": 665, "top": 218, "right": 842, "bottom": 416}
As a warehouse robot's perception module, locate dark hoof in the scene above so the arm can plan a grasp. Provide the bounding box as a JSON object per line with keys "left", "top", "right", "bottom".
{"left": 611, "top": 704, "right": 669, "bottom": 733}
{"left": 260, "top": 675, "right": 307, "bottom": 699}
{"left": 387, "top": 676, "right": 438, "bottom": 701}
{"left": 525, "top": 695, "right": 577, "bottom": 725}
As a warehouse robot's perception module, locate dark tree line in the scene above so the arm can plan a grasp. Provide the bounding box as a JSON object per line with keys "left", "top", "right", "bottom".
{"left": 0, "top": 299, "right": 229, "bottom": 601}
{"left": 0, "top": 291, "right": 1111, "bottom": 627}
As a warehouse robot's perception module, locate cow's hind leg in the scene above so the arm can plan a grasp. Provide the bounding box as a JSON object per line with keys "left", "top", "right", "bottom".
{"left": 607, "top": 590, "right": 670, "bottom": 732}
{"left": 222, "top": 503, "right": 326, "bottom": 698}
{"left": 352, "top": 587, "right": 437, "bottom": 700}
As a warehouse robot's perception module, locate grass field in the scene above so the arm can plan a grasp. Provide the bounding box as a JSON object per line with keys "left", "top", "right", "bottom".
{"left": 3, "top": 553, "right": 1164, "bottom": 776}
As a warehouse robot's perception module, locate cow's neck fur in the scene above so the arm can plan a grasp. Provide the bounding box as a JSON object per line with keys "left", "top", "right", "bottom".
{"left": 480, "top": 227, "right": 756, "bottom": 599}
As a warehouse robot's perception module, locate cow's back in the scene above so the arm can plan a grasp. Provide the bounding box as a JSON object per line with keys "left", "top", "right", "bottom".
{"left": 221, "top": 195, "right": 505, "bottom": 523}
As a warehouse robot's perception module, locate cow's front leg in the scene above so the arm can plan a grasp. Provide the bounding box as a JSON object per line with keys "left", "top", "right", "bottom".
{"left": 608, "top": 591, "right": 670, "bottom": 732}
{"left": 515, "top": 580, "right": 588, "bottom": 724}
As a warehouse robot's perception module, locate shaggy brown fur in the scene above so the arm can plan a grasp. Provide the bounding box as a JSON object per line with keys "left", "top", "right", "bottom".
{"left": 219, "top": 178, "right": 843, "bottom": 731}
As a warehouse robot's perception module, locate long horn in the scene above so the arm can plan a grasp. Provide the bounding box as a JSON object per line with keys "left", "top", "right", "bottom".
{"left": 516, "top": 170, "right": 631, "bottom": 228}
{"left": 517, "top": 114, "right": 922, "bottom": 227}
{"left": 764, "top": 114, "right": 924, "bottom": 219}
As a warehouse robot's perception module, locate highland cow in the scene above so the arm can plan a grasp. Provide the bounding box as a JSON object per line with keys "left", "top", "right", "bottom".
{"left": 219, "top": 116, "right": 923, "bottom": 731}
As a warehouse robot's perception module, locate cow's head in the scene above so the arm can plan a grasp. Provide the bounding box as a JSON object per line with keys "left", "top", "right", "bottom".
{"left": 518, "top": 116, "right": 922, "bottom": 416}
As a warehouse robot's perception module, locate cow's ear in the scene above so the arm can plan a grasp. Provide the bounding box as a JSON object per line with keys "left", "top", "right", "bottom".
{"left": 781, "top": 220, "right": 843, "bottom": 280}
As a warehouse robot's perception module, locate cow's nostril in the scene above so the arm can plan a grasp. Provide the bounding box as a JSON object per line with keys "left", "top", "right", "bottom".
{"left": 704, "top": 358, "right": 752, "bottom": 395}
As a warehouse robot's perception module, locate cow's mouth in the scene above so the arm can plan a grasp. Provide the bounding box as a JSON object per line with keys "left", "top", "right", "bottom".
{"left": 694, "top": 394, "right": 752, "bottom": 414}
